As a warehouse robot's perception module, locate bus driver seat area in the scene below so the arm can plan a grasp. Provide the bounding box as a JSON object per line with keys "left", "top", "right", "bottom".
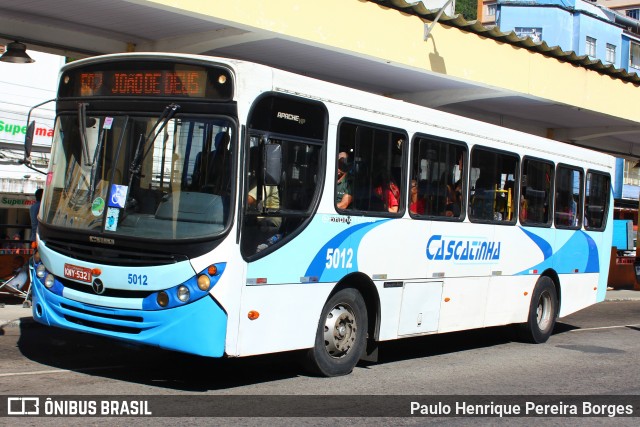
{"left": 192, "top": 131, "right": 232, "bottom": 196}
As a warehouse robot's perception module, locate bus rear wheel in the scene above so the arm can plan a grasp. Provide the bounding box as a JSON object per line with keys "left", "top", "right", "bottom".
{"left": 517, "top": 276, "right": 558, "bottom": 343}
{"left": 304, "top": 288, "right": 368, "bottom": 377}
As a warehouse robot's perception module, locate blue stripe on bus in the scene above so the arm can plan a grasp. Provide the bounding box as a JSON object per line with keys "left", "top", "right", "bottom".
{"left": 516, "top": 229, "right": 599, "bottom": 275}
{"left": 519, "top": 227, "right": 553, "bottom": 260}
{"left": 304, "top": 219, "right": 389, "bottom": 281}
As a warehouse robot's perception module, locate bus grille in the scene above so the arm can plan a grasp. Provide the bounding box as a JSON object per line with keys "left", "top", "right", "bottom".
{"left": 64, "top": 315, "right": 142, "bottom": 334}
{"left": 60, "top": 277, "right": 155, "bottom": 298}
{"left": 46, "top": 239, "right": 184, "bottom": 266}
{"left": 61, "top": 303, "right": 143, "bottom": 334}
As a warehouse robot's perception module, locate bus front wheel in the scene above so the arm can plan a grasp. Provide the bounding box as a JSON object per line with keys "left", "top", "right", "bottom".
{"left": 517, "top": 276, "right": 558, "bottom": 343}
{"left": 304, "top": 288, "right": 368, "bottom": 377}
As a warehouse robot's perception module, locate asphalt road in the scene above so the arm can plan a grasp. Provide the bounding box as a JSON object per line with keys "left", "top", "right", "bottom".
{"left": 1, "top": 299, "right": 639, "bottom": 426}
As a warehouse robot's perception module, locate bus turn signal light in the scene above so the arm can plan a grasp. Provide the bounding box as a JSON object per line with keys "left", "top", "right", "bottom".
{"left": 91, "top": 268, "right": 102, "bottom": 276}
{"left": 248, "top": 310, "right": 260, "bottom": 320}
{"left": 207, "top": 265, "right": 218, "bottom": 276}
{"left": 197, "top": 275, "right": 211, "bottom": 291}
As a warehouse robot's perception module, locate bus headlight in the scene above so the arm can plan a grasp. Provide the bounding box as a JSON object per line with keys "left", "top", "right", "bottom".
{"left": 157, "top": 291, "right": 169, "bottom": 307}
{"left": 197, "top": 275, "right": 211, "bottom": 291}
{"left": 44, "top": 274, "right": 55, "bottom": 289}
{"left": 36, "top": 264, "right": 46, "bottom": 278}
{"left": 177, "top": 285, "right": 190, "bottom": 302}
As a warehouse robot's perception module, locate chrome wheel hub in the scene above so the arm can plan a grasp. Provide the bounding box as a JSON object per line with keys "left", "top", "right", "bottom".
{"left": 323, "top": 303, "right": 357, "bottom": 358}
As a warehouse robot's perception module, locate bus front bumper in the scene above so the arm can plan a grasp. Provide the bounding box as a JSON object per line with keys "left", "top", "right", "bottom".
{"left": 30, "top": 275, "right": 227, "bottom": 358}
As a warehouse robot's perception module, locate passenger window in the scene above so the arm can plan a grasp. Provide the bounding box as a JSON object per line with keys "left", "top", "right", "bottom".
{"left": 469, "top": 147, "right": 519, "bottom": 223}
{"left": 337, "top": 122, "right": 405, "bottom": 215}
{"left": 585, "top": 171, "right": 610, "bottom": 230}
{"left": 554, "top": 165, "right": 583, "bottom": 229}
{"left": 409, "top": 135, "right": 466, "bottom": 219}
{"left": 520, "top": 158, "right": 553, "bottom": 226}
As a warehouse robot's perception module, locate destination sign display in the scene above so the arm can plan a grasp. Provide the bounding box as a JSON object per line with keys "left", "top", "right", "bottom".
{"left": 59, "top": 61, "right": 233, "bottom": 100}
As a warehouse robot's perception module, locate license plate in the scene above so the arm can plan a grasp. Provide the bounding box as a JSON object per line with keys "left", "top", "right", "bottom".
{"left": 64, "top": 263, "right": 93, "bottom": 283}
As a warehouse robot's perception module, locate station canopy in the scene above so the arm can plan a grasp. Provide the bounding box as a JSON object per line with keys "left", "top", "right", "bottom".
{"left": 0, "top": 0, "right": 638, "bottom": 160}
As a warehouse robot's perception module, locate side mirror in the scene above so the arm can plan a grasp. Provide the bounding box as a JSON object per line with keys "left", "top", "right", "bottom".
{"left": 263, "top": 144, "right": 282, "bottom": 186}
{"left": 24, "top": 121, "right": 35, "bottom": 164}
{"left": 23, "top": 98, "right": 55, "bottom": 166}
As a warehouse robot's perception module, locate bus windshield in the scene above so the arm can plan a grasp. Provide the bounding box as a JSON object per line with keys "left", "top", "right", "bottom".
{"left": 41, "top": 111, "right": 235, "bottom": 240}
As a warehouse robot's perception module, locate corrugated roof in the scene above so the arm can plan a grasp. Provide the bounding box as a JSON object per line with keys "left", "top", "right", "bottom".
{"left": 372, "top": 0, "right": 640, "bottom": 86}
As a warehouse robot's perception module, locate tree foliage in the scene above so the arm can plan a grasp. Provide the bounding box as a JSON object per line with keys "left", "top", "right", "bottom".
{"left": 455, "top": 0, "right": 477, "bottom": 21}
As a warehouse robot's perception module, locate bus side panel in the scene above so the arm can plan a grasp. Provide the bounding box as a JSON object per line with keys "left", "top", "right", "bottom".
{"left": 481, "top": 225, "right": 552, "bottom": 327}
{"left": 484, "top": 275, "right": 533, "bottom": 327}
{"left": 376, "top": 281, "right": 407, "bottom": 341}
{"left": 557, "top": 273, "right": 599, "bottom": 317}
{"left": 237, "top": 283, "right": 332, "bottom": 356}
{"left": 554, "top": 229, "right": 601, "bottom": 317}
{"left": 437, "top": 277, "right": 489, "bottom": 333}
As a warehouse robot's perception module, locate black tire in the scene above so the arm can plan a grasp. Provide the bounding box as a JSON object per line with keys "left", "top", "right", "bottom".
{"left": 517, "top": 276, "right": 558, "bottom": 343}
{"left": 304, "top": 288, "right": 368, "bottom": 377}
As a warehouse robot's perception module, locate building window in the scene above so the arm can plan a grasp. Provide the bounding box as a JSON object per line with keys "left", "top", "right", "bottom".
{"left": 627, "top": 9, "right": 640, "bottom": 20}
{"left": 586, "top": 36, "right": 597, "bottom": 57}
{"left": 606, "top": 44, "right": 616, "bottom": 63}
{"left": 515, "top": 27, "right": 542, "bottom": 43}
{"left": 631, "top": 42, "right": 640, "bottom": 69}
{"left": 624, "top": 159, "right": 640, "bottom": 186}
{"left": 486, "top": 4, "right": 497, "bottom": 16}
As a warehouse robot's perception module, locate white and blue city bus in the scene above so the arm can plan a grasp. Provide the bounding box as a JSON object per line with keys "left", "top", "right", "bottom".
{"left": 29, "top": 53, "right": 613, "bottom": 376}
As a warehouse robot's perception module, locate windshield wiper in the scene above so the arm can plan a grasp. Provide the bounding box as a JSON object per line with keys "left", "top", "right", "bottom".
{"left": 126, "top": 104, "right": 180, "bottom": 208}
{"left": 88, "top": 119, "right": 107, "bottom": 200}
{"left": 78, "top": 102, "right": 92, "bottom": 166}
{"left": 78, "top": 102, "right": 104, "bottom": 200}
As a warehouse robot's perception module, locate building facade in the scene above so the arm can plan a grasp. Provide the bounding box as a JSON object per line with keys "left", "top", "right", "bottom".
{"left": 0, "top": 48, "right": 62, "bottom": 247}
{"left": 477, "top": 0, "right": 640, "bottom": 200}
{"left": 478, "top": 0, "right": 640, "bottom": 73}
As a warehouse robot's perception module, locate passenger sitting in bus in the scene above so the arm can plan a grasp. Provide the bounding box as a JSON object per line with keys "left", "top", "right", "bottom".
{"left": 409, "top": 179, "right": 426, "bottom": 215}
{"left": 555, "top": 192, "right": 578, "bottom": 226}
{"left": 445, "top": 180, "right": 462, "bottom": 217}
{"left": 247, "top": 180, "right": 281, "bottom": 228}
{"left": 372, "top": 173, "right": 399, "bottom": 213}
{"left": 471, "top": 170, "right": 495, "bottom": 220}
{"left": 191, "top": 132, "right": 231, "bottom": 194}
{"left": 336, "top": 155, "right": 352, "bottom": 210}
{"left": 519, "top": 194, "right": 528, "bottom": 222}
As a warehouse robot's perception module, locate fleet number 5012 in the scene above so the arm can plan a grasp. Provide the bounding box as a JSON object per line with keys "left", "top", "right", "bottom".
{"left": 325, "top": 248, "right": 354, "bottom": 269}
{"left": 128, "top": 274, "right": 148, "bottom": 286}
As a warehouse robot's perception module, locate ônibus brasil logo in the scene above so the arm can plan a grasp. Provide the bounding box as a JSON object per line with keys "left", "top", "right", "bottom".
{"left": 426, "top": 235, "right": 501, "bottom": 262}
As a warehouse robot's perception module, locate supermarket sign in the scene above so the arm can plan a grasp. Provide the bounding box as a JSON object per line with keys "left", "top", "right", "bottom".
{"left": 0, "top": 117, "right": 53, "bottom": 144}
{"left": 0, "top": 195, "right": 36, "bottom": 209}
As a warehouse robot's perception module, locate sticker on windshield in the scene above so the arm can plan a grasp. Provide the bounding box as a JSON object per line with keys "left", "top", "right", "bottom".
{"left": 91, "top": 197, "right": 105, "bottom": 217}
{"left": 103, "top": 117, "right": 114, "bottom": 129}
{"left": 109, "top": 184, "right": 128, "bottom": 208}
{"left": 105, "top": 207, "right": 120, "bottom": 231}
